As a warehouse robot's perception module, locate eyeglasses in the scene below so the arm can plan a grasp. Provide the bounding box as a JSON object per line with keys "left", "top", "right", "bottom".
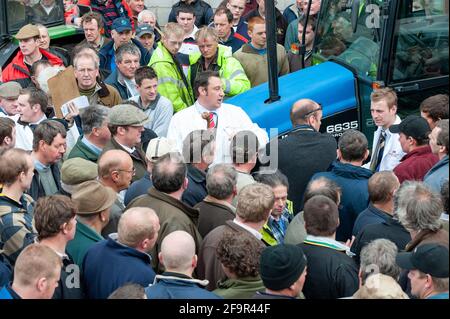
{"left": 302, "top": 104, "right": 322, "bottom": 119}
{"left": 117, "top": 167, "right": 136, "bottom": 175}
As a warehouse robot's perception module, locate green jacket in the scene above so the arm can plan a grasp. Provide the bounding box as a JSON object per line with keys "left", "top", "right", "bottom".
{"left": 188, "top": 45, "right": 251, "bottom": 97}
{"left": 213, "top": 276, "right": 265, "bottom": 299}
{"left": 148, "top": 42, "right": 195, "bottom": 113}
{"left": 66, "top": 221, "right": 103, "bottom": 270}
{"left": 67, "top": 137, "right": 100, "bottom": 163}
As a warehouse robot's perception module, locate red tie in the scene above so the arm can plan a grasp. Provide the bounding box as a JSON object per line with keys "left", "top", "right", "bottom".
{"left": 202, "top": 112, "right": 216, "bottom": 129}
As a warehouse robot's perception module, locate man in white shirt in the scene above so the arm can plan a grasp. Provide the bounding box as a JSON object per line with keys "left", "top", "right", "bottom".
{"left": 167, "top": 70, "right": 268, "bottom": 164}
{"left": 365, "top": 87, "right": 405, "bottom": 172}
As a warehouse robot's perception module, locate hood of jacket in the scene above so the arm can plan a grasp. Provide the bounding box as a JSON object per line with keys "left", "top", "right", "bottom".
{"left": 329, "top": 160, "right": 373, "bottom": 180}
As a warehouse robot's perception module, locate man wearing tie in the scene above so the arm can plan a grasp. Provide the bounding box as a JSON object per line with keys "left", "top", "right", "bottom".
{"left": 365, "top": 87, "right": 405, "bottom": 172}
{"left": 167, "top": 70, "right": 268, "bottom": 164}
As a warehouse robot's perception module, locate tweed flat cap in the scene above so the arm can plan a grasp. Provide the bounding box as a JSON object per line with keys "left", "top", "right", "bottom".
{"left": 0, "top": 81, "right": 22, "bottom": 99}
{"left": 15, "top": 24, "right": 40, "bottom": 40}
{"left": 108, "top": 104, "right": 150, "bottom": 126}
{"left": 72, "top": 180, "right": 117, "bottom": 214}
{"left": 61, "top": 158, "right": 98, "bottom": 186}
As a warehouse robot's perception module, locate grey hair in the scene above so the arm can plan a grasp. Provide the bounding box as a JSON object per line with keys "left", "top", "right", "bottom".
{"left": 115, "top": 43, "right": 141, "bottom": 63}
{"left": 80, "top": 105, "right": 109, "bottom": 135}
{"left": 360, "top": 239, "right": 401, "bottom": 285}
{"left": 73, "top": 52, "right": 100, "bottom": 70}
{"left": 395, "top": 181, "right": 443, "bottom": 232}
{"left": 206, "top": 164, "right": 237, "bottom": 200}
{"left": 137, "top": 9, "right": 156, "bottom": 24}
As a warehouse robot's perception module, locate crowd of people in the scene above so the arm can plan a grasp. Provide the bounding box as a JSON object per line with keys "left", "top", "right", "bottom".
{"left": 0, "top": 0, "right": 448, "bottom": 300}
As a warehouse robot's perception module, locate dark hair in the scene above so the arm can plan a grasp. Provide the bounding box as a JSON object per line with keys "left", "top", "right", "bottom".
{"left": 441, "top": 179, "right": 449, "bottom": 215}
{"left": 230, "top": 130, "right": 259, "bottom": 164}
{"left": 182, "top": 129, "right": 215, "bottom": 164}
{"left": 216, "top": 230, "right": 263, "bottom": 278}
{"left": 81, "top": 11, "right": 104, "bottom": 29}
{"left": 32, "top": 120, "right": 67, "bottom": 151}
{"left": 176, "top": 5, "right": 196, "bottom": 17}
{"left": 34, "top": 195, "right": 77, "bottom": 241}
{"left": 80, "top": 105, "right": 108, "bottom": 135}
{"left": 193, "top": 70, "right": 220, "bottom": 99}
{"left": 214, "top": 7, "right": 233, "bottom": 23}
{"left": 368, "top": 171, "right": 399, "bottom": 204}
{"left": 151, "top": 152, "right": 187, "bottom": 193}
{"left": 19, "top": 87, "right": 48, "bottom": 113}
{"left": 420, "top": 94, "right": 449, "bottom": 123}
{"left": 30, "top": 60, "right": 52, "bottom": 77}
{"left": 298, "top": 14, "right": 317, "bottom": 31}
{"left": 303, "top": 177, "right": 342, "bottom": 205}
{"left": 135, "top": 66, "right": 158, "bottom": 86}
{"left": 0, "top": 148, "right": 31, "bottom": 185}
{"left": 338, "top": 129, "right": 368, "bottom": 162}
{"left": 436, "top": 119, "right": 449, "bottom": 153}
{"left": 304, "top": 195, "right": 339, "bottom": 236}
{"left": 254, "top": 169, "right": 289, "bottom": 191}
{"left": 108, "top": 284, "right": 146, "bottom": 299}
{"left": 0, "top": 117, "right": 15, "bottom": 145}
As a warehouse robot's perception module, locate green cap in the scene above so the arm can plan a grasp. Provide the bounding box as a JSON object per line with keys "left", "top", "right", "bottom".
{"left": 108, "top": 104, "right": 150, "bottom": 126}
{"left": 61, "top": 157, "right": 98, "bottom": 186}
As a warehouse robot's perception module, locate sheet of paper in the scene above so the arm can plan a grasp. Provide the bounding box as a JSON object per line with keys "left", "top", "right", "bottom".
{"left": 60, "top": 96, "right": 90, "bottom": 117}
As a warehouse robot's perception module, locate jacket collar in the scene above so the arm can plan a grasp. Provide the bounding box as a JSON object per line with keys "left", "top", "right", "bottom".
{"left": 106, "top": 237, "right": 152, "bottom": 263}
{"left": 401, "top": 145, "right": 434, "bottom": 161}
{"left": 304, "top": 235, "right": 355, "bottom": 257}
{"left": 153, "top": 272, "right": 208, "bottom": 287}
{"left": 203, "top": 196, "right": 236, "bottom": 213}
{"left": 147, "top": 188, "right": 200, "bottom": 221}
{"left": 187, "top": 164, "right": 206, "bottom": 183}
{"left": 75, "top": 220, "right": 104, "bottom": 242}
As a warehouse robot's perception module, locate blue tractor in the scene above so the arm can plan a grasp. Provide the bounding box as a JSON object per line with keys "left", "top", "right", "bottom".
{"left": 228, "top": 0, "right": 449, "bottom": 145}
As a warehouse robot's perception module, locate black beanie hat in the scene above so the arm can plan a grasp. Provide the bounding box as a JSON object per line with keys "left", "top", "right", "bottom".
{"left": 259, "top": 244, "right": 307, "bottom": 291}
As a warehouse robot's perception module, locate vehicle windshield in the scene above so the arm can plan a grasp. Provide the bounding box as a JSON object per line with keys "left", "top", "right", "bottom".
{"left": 314, "top": 0, "right": 385, "bottom": 79}
{"left": 5, "top": 0, "right": 65, "bottom": 33}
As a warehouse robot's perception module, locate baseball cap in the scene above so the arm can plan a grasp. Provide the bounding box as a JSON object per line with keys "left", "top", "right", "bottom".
{"left": 390, "top": 115, "right": 431, "bottom": 140}
{"left": 136, "top": 24, "right": 154, "bottom": 38}
{"left": 15, "top": 24, "right": 40, "bottom": 40}
{"left": 112, "top": 17, "right": 132, "bottom": 33}
{"left": 0, "top": 81, "right": 22, "bottom": 99}
{"left": 396, "top": 243, "right": 449, "bottom": 278}
{"left": 108, "top": 104, "right": 149, "bottom": 127}
{"left": 146, "top": 137, "right": 178, "bottom": 161}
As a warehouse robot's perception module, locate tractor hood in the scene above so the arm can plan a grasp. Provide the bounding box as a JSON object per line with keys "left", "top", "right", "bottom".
{"left": 227, "top": 61, "right": 358, "bottom": 138}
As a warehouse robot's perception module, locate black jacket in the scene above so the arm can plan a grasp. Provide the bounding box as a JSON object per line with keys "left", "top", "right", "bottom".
{"left": 168, "top": 0, "right": 213, "bottom": 27}
{"left": 182, "top": 164, "right": 207, "bottom": 207}
{"left": 300, "top": 242, "right": 359, "bottom": 299}
{"left": 28, "top": 163, "right": 62, "bottom": 201}
{"left": 263, "top": 125, "right": 337, "bottom": 213}
{"left": 52, "top": 255, "right": 85, "bottom": 299}
{"left": 350, "top": 217, "right": 412, "bottom": 265}
{"left": 244, "top": 6, "right": 288, "bottom": 45}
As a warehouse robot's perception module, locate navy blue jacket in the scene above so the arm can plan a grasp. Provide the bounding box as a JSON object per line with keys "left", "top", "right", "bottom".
{"left": 0, "top": 255, "right": 11, "bottom": 288}
{"left": 99, "top": 38, "right": 151, "bottom": 75}
{"left": 145, "top": 272, "right": 221, "bottom": 299}
{"left": 312, "top": 161, "right": 373, "bottom": 242}
{"left": 236, "top": 19, "right": 250, "bottom": 41}
{"left": 182, "top": 164, "right": 207, "bottom": 207}
{"left": 124, "top": 172, "right": 153, "bottom": 207}
{"left": 220, "top": 29, "right": 248, "bottom": 53}
{"left": 104, "top": 69, "right": 133, "bottom": 100}
{"left": 82, "top": 237, "right": 155, "bottom": 299}
{"left": 352, "top": 204, "right": 392, "bottom": 236}
{"left": 168, "top": 0, "right": 213, "bottom": 27}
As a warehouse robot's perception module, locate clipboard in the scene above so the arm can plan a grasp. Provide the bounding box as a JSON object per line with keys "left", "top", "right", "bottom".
{"left": 48, "top": 66, "right": 80, "bottom": 118}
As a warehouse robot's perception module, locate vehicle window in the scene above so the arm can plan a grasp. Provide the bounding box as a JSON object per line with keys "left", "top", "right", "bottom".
{"left": 390, "top": 0, "right": 449, "bottom": 83}
{"left": 314, "top": 0, "right": 384, "bottom": 79}
{"left": 6, "top": 0, "right": 65, "bottom": 33}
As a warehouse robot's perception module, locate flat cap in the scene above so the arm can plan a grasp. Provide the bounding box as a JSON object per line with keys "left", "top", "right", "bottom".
{"left": 108, "top": 104, "right": 149, "bottom": 126}
{"left": 0, "top": 81, "right": 22, "bottom": 99}
{"left": 61, "top": 158, "right": 98, "bottom": 186}
{"left": 15, "top": 24, "right": 40, "bottom": 40}
{"left": 72, "top": 180, "right": 117, "bottom": 215}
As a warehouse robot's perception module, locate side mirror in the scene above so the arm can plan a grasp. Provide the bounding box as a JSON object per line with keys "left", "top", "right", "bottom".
{"left": 351, "top": 0, "right": 361, "bottom": 33}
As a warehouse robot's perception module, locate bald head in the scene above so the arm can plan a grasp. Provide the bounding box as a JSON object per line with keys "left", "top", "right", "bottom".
{"left": 98, "top": 149, "right": 133, "bottom": 178}
{"left": 290, "top": 99, "right": 322, "bottom": 128}
{"left": 159, "top": 231, "right": 196, "bottom": 273}
{"left": 118, "top": 207, "right": 160, "bottom": 249}
{"left": 304, "top": 176, "right": 342, "bottom": 205}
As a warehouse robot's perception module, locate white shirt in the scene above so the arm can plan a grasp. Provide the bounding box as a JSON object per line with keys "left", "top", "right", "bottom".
{"left": 167, "top": 101, "right": 268, "bottom": 164}
{"left": 179, "top": 26, "right": 200, "bottom": 56}
{"left": 14, "top": 114, "right": 80, "bottom": 152}
{"left": 364, "top": 115, "right": 405, "bottom": 172}
{"left": 233, "top": 218, "right": 263, "bottom": 240}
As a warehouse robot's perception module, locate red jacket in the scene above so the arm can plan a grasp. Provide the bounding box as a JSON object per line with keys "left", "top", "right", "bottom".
{"left": 394, "top": 145, "right": 439, "bottom": 183}
{"left": 2, "top": 48, "right": 63, "bottom": 87}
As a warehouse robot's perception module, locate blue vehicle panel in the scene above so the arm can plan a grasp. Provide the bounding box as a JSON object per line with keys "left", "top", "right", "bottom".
{"left": 227, "top": 62, "right": 357, "bottom": 138}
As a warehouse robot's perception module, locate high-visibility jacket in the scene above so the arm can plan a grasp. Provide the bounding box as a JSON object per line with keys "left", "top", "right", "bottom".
{"left": 188, "top": 45, "right": 251, "bottom": 97}
{"left": 149, "top": 42, "right": 195, "bottom": 113}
